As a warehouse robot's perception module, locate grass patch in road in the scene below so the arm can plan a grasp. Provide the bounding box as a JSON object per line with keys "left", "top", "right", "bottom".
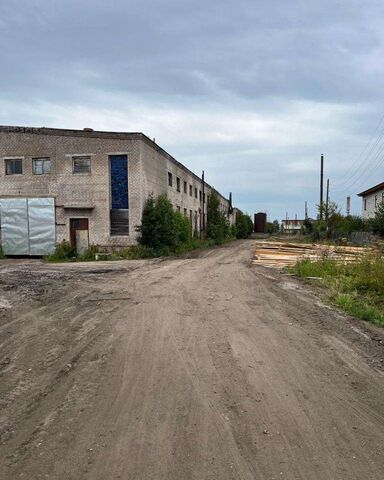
{"left": 288, "top": 255, "right": 384, "bottom": 327}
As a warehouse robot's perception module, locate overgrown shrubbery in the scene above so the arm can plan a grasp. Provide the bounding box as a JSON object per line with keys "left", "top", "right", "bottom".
{"left": 301, "top": 201, "right": 384, "bottom": 241}
{"left": 265, "top": 220, "right": 280, "bottom": 235}
{"left": 136, "top": 194, "right": 192, "bottom": 255}
{"left": 206, "top": 192, "right": 231, "bottom": 244}
{"left": 289, "top": 255, "right": 384, "bottom": 327}
{"left": 45, "top": 240, "right": 76, "bottom": 262}
{"left": 235, "top": 210, "right": 253, "bottom": 238}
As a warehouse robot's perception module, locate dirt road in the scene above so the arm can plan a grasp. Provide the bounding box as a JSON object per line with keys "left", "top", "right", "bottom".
{"left": 0, "top": 240, "right": 383, "bottom": 479}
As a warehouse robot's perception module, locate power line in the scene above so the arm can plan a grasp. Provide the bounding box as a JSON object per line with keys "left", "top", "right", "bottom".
{"left": 334, "top": 140, "right": 384, "bottom": 194}
{"left": 333, "top": 112, "right": 384, "bottom": 191}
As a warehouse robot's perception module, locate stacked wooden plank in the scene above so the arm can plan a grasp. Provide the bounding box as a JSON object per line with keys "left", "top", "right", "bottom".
{"left": 252, "top": 241, "right": 370, "bottom": 268}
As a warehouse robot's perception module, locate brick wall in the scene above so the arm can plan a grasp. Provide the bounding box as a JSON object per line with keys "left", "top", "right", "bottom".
{"left": 0, "top": 127, "right": 235, "bottom": 250}
{"left": 0, "top": 129, "right": 141, "bottom": 247}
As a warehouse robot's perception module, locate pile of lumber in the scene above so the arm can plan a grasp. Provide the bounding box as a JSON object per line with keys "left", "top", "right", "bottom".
{"left": 253, "top": 241, "right": 369, "bottom": 268}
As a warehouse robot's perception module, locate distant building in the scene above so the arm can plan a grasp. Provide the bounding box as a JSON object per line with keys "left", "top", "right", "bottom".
{"left": 281, "top": 218, "right": 305, "bottom": 234}
{"left": 358, "top": 182, "right": 384, "bottom": 219}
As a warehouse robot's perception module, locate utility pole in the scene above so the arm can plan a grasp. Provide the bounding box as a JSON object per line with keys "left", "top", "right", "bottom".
{"left": 202, "top": 170, "right": 205, "bottom": 236}
{"left": 319, "top": 154, "right": 324, "bottom": 219}
{"left": 346, "top": 196, "right": 351, "bottom": 216}
{"left": 325, "top": 178, "right": 330, "bottom": 230}
{"left": 305, "top": 201, "right": 308, "bottom": 219}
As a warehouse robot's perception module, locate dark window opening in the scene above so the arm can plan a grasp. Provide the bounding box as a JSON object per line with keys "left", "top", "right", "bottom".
{"left": 5, "top": 159, "right": 22, "bottom": 175}
{"left": 195, "top": 187, "right": 198, "bottom": 198}
{"left": 73, "top": 156, "right": 91, "bottom": 174}
{"left": 189, "top": 185, "right": 193, "bottom": 196}
{"left": 199, "top": 190, "right": 202, "bottom": 202}
{"left": 176, "top": 177, "right": 181, "bottom": 192}
{"left": 183, "top": 181, "right": 187, "bottom": 193}
{"left": 168, "top": 172, "right": 173, "bottom": 187}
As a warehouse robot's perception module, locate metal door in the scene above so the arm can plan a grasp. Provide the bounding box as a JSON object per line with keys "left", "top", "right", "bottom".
{"left": 0, "top": 197, "right": 56, "bottom": 255}
{"left": 28, "top": 198, "right": 56, "bottom": 255}
{"left": 0, "top": 198, "right": 29, "bottom": 255}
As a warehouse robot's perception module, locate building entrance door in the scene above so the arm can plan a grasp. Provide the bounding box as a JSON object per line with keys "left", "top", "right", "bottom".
{"left": 70, "top": 218, "right": 89, "bottom": 255}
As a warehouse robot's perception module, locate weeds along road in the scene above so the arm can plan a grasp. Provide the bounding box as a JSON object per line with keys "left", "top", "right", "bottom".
{"left": 0, "top": 240, "right": 383, "bottom": 480}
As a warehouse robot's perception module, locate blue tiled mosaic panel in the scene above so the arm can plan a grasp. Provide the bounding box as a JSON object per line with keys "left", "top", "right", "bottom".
{"left": 110, "top": 155, "right": 128, "bottom": 210}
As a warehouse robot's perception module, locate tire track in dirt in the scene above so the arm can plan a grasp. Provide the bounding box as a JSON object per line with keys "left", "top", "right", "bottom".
{"left": 0, "top": 241, "right": 383, "bottom": 479}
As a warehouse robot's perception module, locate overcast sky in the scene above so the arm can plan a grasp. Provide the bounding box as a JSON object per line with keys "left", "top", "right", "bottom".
{"left": 1, "top": 0, "right": 384, "bottom": 220}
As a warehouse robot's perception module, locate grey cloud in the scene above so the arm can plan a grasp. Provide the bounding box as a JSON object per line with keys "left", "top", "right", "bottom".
{"left": 1, "top": 0, "right": 384, "bottom": 219}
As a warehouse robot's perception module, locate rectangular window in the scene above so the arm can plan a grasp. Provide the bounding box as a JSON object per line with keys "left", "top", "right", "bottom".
{"left": 33, "top": 157, "right": 51, "bottom": 175}
{"left": 195, "top": 187, "right": 198, "bottom": 198}
{"left": 183, "top": 181, "right": 187, "bottom": 193}
{"left": 168, "top": 172, "right": 173, "bottom": 187}
{"left": 189, "top": 185, "right": 193, "bottom": 196}
{"left": 184, "top": 208, "right": 187, "bottom": 216}
{"left": 177, "top": 206, "right": 181, "bottom": 212}
{"left": 364, "top": 199, "right": 367, "bottom": 211}
{"left": 73, "top": 156, "right": 91, "bottom": 174}
{"left": 199, "top": 190, "right": 202, "bottom": 202}
{"left": 375, "top": 195, "right": 378, "bottom": 207}
{"left": 5, "top": 159, "right": 22, "bottom": 175}
{"left": 176, "top": 177, "right": 181, "bottom": 192}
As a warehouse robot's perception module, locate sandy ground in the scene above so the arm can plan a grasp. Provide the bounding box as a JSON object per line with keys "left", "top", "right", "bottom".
{"left": 0, "top": 240, "right": 383, "bottom": 480}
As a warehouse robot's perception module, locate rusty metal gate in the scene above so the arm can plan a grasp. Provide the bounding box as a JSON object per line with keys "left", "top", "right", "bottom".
{"left": 0, "top": 198, "right": 56, "bottom": 256}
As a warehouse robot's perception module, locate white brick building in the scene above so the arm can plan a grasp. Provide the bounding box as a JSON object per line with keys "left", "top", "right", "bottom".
{"left": 358, "top": 182, "right": 384, "bottom": 219}
{"left": 0, "top": 126, "right": 235, "bottom": 255}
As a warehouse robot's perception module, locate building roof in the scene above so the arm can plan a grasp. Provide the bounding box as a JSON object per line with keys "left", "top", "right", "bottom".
{"left": 0, "top": 125, "right": 230, "bottom": 203}
{"left": 357, "top": 182, "right": 384, "bottom": 197}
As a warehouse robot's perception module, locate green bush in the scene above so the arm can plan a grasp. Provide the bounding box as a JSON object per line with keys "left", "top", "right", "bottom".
{"left": 235, "top": 211, "right": 253, "bottom": 238}
{"left": 0, "top": 246, "right": 4, "bottom": 259}
{"left": 137, "top": 194, "right": 192, "bottom": 254}
{"left": 337, "top": 215, "right": 369, "bottom": 235}
{"left": 45, "top": 240, "right": 76, "bottom": 262}
{"left": 265, "top": 219, "right": 280, "bottom": 235}
{"left": 206, "top": 192, "right": 230, "bottom": 244}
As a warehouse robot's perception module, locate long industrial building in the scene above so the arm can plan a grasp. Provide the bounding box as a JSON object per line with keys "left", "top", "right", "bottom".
{"left": 0, "top": 126, "right": 235, "bottom": 255}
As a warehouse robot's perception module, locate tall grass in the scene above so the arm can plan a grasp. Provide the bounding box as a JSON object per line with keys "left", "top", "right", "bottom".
{"left": 289, "top": 255, "right": 384, "bottom": 327}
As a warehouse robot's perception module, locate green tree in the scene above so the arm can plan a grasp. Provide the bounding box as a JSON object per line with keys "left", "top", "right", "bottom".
{"left": 370, "top": 202, "right": 384, "bottom": 236}
{"left": 338, "top": 215, "right": 369, "bottom": 235}
{"left": 137, "top": 194, "right": 191, "bottom": 253}
{"left": 207, "top": 192, "right": 230, "bottom": 243}
{"left": 235, "top": 211, "right": 253, "bottom": 238}
{"left": 266, "top": 220, "right": 280, "bottom": 234}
